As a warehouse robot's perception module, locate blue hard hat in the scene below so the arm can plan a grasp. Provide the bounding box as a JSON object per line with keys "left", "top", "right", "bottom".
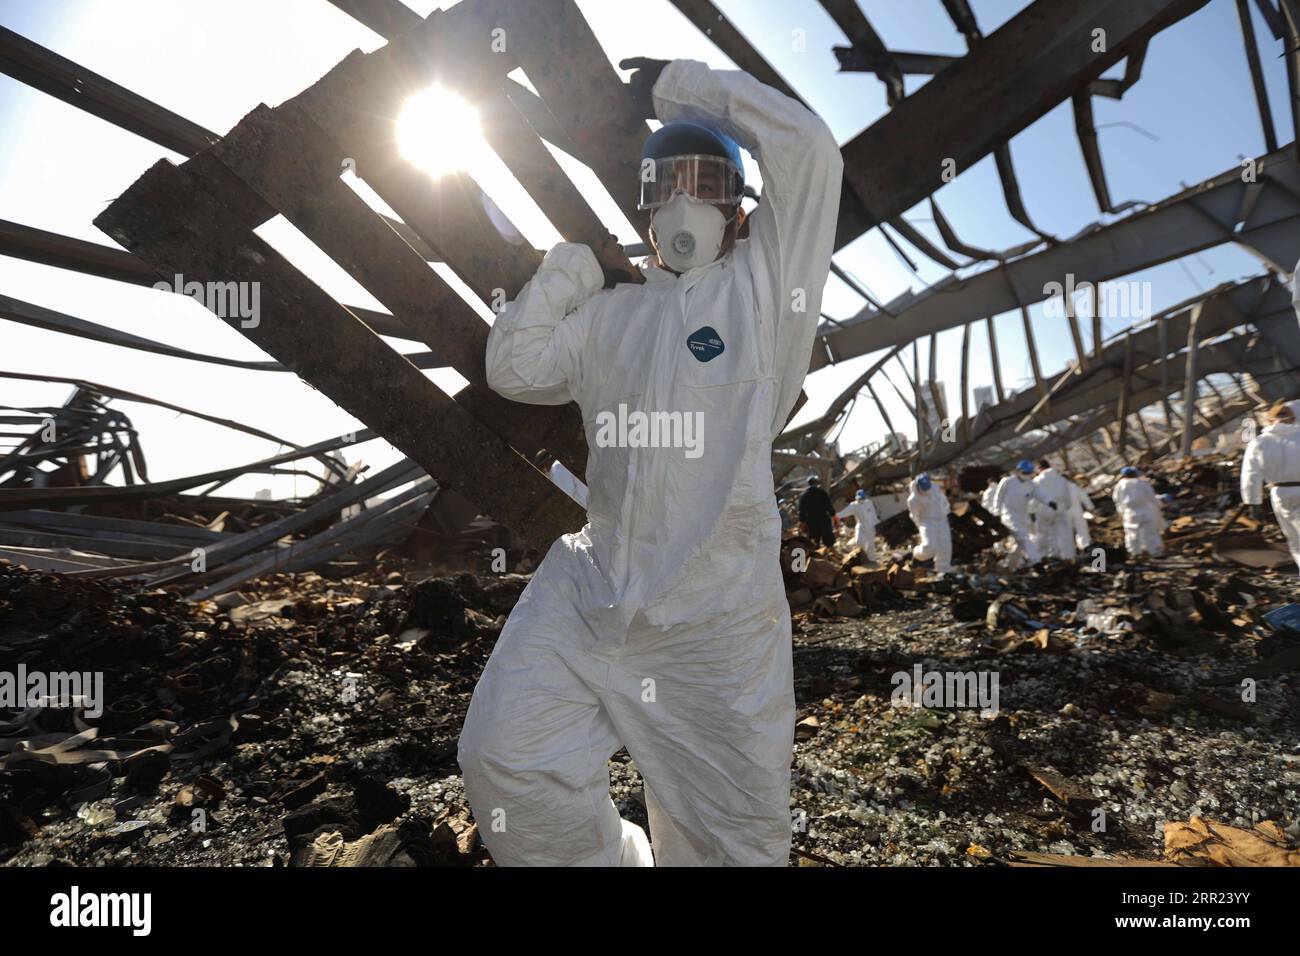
{"left": 641, "top": 122, "right": 744, "bottom": 180}
{"left": 1016, "top": 459, "right": 1034, "bottom": 474}
{"left": 855, "top": 489, "right": 867, "bottom": 500}
{"left": 917, "top": 473, "right": 933, "bottom": 490}
{"left": 1120, "top": 466, "right": 1139, "bottom": 478}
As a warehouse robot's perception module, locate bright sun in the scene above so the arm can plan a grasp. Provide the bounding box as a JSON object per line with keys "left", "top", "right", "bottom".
{"left": 397, "top": 85, "right": 485, "bottom": 178}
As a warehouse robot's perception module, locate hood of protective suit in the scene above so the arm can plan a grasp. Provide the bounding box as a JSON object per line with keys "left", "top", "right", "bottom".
{"left": 996, "top": 474, "right": 1037, "bottom": 519}
{"left": 1113, "top": 477, "right": 1161, "bottom": 522}
{"left": 908, "top": 484, "right": 949, "bottom": 523}
{"left": 1033, "top": 467, "right": 1069, "bottom": 506}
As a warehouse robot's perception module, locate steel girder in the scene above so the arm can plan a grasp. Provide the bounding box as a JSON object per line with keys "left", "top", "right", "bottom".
{"left": 811, "top": 145, "right": 1300, "bottom": 370}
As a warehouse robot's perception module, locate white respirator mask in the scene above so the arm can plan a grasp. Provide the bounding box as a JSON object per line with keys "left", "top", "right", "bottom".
{"left": 650, "top": 190, "right": 732, "bottom": 273}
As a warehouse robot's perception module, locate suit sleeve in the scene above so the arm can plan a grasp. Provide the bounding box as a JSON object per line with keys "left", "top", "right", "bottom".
{"left": 485, "top": 243, "right": 603, "bottom": 406}
{"left": 1241, "top": 440, "right": 1265, "bottom": 505}
{"left": 652, "top": 59, "right": 843, "bottom": 438}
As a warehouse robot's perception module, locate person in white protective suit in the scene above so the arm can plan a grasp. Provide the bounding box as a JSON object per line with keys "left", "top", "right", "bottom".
{"left": 1241, "top": 401, "right": 1300, "bottom": 574}
{"left": 837, "top": 489, "right": 879, "bottom": 561}
{"left": 1066, "top": 473, "right": 1096, "bottom": 551}
{"left": 907, "top": 473, "right": 952, "bottom": 573}
{"left": 992, "top": 459, "right": 1046, "bottom": 567}
{"left": 457, "top": 56, "right": 843, "bottom": 866}
{"left": 1112, "top": 465, "right": 1165, "bottom": 558}
{"left": 1032, "top": 459, "right": 1076, "bottom": 560}
{"left": 980, "top": 476, "right": 999, "bottom": 514}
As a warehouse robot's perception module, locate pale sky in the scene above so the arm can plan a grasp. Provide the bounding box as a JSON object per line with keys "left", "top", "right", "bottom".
{"left": 0, "top": 0, "right": 1291, "bottom": 499}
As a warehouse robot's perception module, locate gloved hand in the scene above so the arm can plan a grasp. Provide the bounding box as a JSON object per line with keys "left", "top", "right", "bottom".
{"left": 1048, "top": 501, "right": 1058, "bottom": 511}
{"left": 620, "top": 57, "right": 671, "bottom": 120}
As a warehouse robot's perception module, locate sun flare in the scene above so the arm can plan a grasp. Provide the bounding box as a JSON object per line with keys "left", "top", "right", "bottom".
{"left": 396, "top": 85, "right": 485, "bottom": 178}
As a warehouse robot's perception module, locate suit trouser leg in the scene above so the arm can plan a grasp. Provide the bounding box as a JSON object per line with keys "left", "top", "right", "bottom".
{"left": 458, "top": 578, "right": 636, "bottom": 867}
{"left": 604, "top": 599, "right": 795, "bottom": 866}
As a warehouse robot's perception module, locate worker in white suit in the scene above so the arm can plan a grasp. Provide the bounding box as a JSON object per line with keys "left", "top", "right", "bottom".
{"left": 1032, "top": 459, "right": 1075, "bottom": 560}
{"left": 993, "top": 459, "right": 1045, "bottom": 566}
{"left": 1241, "top": 401, "right": 1300, "bottom": 573}
{"left": 459, "top": 57, "right": 843, "bottom": 866}
{"left": 1066, "top": 474, "right": 1096, "bottom": 551}
{"left": 980, "top": 476, "right": 999, "bottom": 513}
{"left": 1112, "top": 466, "right": 1165, "bottom": 558}
{"left": 907, "top": 473, "right": 952, "bottom": 573}
{"left": 837, "top": 489, "right": 879, "bottom": 561}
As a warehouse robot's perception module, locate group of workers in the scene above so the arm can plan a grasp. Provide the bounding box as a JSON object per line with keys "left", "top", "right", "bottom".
{"left": 989, "top": 458, "right": 1170, "bottom": 564}
{"left": 798, "top": 471, "right": 954, "bottom": 572}
{"left": 803, "top": 401, "right": 1300, "bottom": 580}
{"left": 794, "top": 456, "right": 1175, "bottom": 577}
{"left": 982, "top": 458, "right": 1153, "bottom": 565}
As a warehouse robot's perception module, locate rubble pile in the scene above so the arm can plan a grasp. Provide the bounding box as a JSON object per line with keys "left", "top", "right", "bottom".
{"left": 780, "top": 535, "right": 914, "bottom": 620}
{"left": 2, "top": 442, "right": 1298, "bottom": 868}
{"left": 782, "top": 549, "right": 1299, "bottom": 866}
{"left": 0, "top": 558, "right": 525, "bottom": 865}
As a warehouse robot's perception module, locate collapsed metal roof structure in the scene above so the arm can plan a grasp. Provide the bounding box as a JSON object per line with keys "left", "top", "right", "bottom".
{"left": 2, "top": 0, "right": 1299, "bottom": 575}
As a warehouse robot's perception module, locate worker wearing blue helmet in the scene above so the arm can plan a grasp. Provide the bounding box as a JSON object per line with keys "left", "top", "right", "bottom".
{"left": 908, "top": 472, "right": 952, "bottom": 573}
{"left": 466, "top": 54, "right": 844, "bottom": 866}
{"left": 638, "top": 121, "right": 746, "bottom": 273}
{"left": 837, "top": 488, "right": 879, "bottom": 559}
{"left": 992, "top": 459, "right": 1049, "bottom": 566}
{"left": 1112, "top": 466, "right": 1165, "bottom": 558}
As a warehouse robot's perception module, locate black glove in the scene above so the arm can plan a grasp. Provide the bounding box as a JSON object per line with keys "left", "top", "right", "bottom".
{"left": 620, "top": 57, "right": 671, "bottom": 120}
{"left": 1048, "top": 501, "right": 1058, "bottom": 511}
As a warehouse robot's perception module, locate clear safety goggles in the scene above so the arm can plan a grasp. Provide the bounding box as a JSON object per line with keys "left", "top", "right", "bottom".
{"left": 638, "top": 155, "right": 743, "bottom": 210}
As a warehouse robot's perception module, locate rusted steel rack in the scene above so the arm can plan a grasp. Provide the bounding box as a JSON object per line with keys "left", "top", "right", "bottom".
{"left": 93, "top": 0, "right": 659, "bottom": 551}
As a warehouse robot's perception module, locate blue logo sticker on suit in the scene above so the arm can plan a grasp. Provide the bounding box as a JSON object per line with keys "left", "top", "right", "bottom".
{"left": 686, "top": 326, "right": 725, "bottom": 363}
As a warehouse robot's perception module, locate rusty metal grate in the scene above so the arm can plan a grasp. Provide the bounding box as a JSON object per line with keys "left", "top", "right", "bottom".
{"left": 94, "top": 0, "right": 652, "bottom": 549}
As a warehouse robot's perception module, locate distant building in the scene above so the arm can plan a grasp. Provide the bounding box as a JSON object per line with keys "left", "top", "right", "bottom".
{"left": 884, "top": 431, "right": 909, "bottom": 453}
{"left": 919, "top": 380, "right": 948, "bottom": 433}
{"left": 973, "top": 385, "right": 996, "bottom": 413}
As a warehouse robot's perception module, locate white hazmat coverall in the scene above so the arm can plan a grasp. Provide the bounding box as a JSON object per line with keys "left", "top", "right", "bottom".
{"left": 1241, "top": 420, "right": 1300, "bottom": 573}
{"left": 1067, "top": 480, "right": 1095, "bottom": 550}
{"left": 1032, "top": 467, "right": 1075, "bottom": 560}
{"left": 907, "top": 482, "right": 952, "bottom": 573}
{"left": 993, "top": 474, "right": 1043, "bottom": 565}
{"left": 836, "top": 498, "right": 878, "bottom": 560}
{"left": 980, "top": 483, "right": 998, "bottom": 513}
{"left": 459, "top": 59, "right": 843, "bottom": 866}
{"left": 1112, "top": 477, "right": 1165, "bottom": 557}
